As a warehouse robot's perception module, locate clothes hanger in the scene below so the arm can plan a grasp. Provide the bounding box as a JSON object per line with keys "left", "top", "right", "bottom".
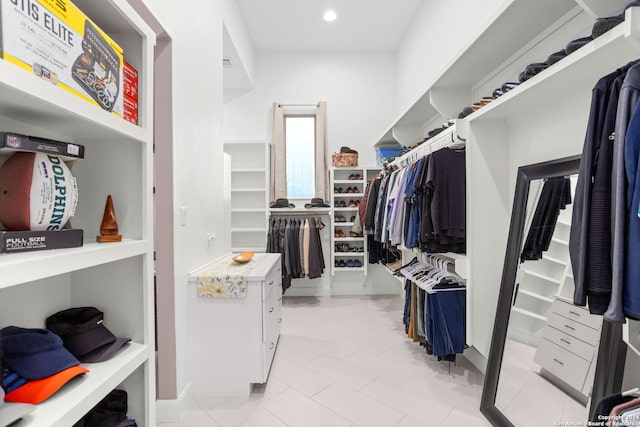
{"left": 622, "top": 387, "right": 640, "bottom": 397}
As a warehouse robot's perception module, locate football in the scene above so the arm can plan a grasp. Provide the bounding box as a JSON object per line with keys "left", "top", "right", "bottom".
{"left": 0, "top": 152, "right": 78, "bottom": 231}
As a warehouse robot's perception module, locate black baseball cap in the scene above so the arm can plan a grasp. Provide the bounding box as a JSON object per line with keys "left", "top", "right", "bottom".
{"left": 46, "top": 307, "right": 130, "bottom": 363}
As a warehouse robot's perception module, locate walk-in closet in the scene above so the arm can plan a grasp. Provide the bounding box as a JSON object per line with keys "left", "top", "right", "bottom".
{"left": 3, "top": 1, "right": 640, "bottom": 426}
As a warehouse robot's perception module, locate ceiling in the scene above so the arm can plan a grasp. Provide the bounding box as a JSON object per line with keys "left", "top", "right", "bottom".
{"left": 235, "top": 0, "right": 424, "bottom": 52}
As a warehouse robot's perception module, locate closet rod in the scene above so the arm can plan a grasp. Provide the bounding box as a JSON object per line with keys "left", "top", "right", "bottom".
{"left": 390, "top": 125, "right": 465, "bottom": 168}
{"left": 269, "top": 211, "right": 330, "bottom": 217}
{"left": 277, "top": 103, "right": 319, "bottom": 107}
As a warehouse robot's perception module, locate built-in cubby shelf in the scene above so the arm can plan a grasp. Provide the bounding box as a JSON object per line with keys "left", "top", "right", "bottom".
{"left": 0, "top": 0, "right": 156, "bottom": 424}
{"left": 329, "top": 166, "right": 381, "bottom": 278}
{"left": 224, "top": 141, "right": 270, "bottom": 253}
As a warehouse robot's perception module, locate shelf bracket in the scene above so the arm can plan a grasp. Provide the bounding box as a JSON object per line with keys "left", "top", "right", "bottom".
{"left": 429, "top": 87, "right": 469, "bottom": 121}
{"left": 392, "top": 124, "right": 423, "bottom": 146}
{"left": 624, "top": 7, "right": 640, "bottom": 49}
{"left": 574, "top": 0, "right": 627, "bottom": 20}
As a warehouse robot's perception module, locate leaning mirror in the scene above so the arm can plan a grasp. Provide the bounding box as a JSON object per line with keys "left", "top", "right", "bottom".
{"left": 480, "top": 155, "right": 625, "bottom": 426}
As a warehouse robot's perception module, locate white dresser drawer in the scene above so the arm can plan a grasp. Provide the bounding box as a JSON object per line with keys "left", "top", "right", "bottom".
{"left": 551, "top": 298, "right": 602, "bottom": 330}
{"left": 542, "top": 324, "right": 596, "bottom": 361}
{"left": 534, "top": 338, "right": 591, "bottom": 391}
{"left": 263, "top": 266, "right": 280, "bottom": 301}
{"left": 546, "top": 313, "right": 600, "bottom": 344}
{"left": 262, "top": 336, "right": 279, "bottom": 380}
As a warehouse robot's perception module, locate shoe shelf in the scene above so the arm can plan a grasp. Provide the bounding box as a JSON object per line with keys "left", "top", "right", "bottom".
{"left": 329, "top": 167, "right": 377, "bottom": 277}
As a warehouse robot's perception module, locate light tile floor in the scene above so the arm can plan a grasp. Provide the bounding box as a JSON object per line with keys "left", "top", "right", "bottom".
{"left": 158, "top": 295, "right": 492, "bottom": 427}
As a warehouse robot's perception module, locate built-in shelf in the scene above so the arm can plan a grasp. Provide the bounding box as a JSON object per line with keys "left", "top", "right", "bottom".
{"left": 518, "top": 288, "right": 555, "bottom": 304}
{"left": 521, "top": 268, "right": 563, "bottom": 285}
{"left": 0, "top": 0, "right": 156, "bottom": 423}
{"left": 512, "top": 306, "right": 549, "bottom": 322}
{"left": 375, "top": 0, "right": 578, "bottom": 144}
{"left": 232, "top": 168, "right": 266, "bottom": 173}
{"left": 330, "top": 166, "right": 382, "bottom": 278}
{"left": 225, "top": 141, "right": 270, "bottom": 252}
{"left": 0, "top": 240, "right": 151, "bottom": 289}
{"left": 21, "top": 343, "right": 149, "bottom": 427}
{"left": 231, "top": 187, "right": 267, "bottom": 192}
{"left": 467, "top": 8, "right": 640, "bottom": 124}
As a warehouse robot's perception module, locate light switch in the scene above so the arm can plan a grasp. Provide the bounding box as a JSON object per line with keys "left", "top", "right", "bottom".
{"left": 180, "top": 206, "right": 187, "bottom": 226}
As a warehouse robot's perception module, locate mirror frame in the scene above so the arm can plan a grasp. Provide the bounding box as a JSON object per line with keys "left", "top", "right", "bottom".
{"left": 480, "top": 155, "right": 627, "bottom": 426}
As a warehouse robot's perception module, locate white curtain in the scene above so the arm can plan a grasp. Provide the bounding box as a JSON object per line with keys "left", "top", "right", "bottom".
{"left": 271, "top": 102, "right": 286, "bottom": 200}
{"left": 315, "top": 101, "right": 328, "bottom": 200}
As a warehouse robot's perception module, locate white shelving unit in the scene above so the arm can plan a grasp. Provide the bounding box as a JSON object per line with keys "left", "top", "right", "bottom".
{"left": 0, "top": 0, "right": 156, "bottom": 425}
{"left": 329, "top": 166, "right": 381, "bottom": 277}
{"left": 224, "top": 141, "right": 270, "bottom": 253}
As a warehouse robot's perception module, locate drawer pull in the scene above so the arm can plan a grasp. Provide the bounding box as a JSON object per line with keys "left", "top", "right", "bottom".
{"left": 553, "top": 358, "right": 565, "bottom": 366}
{"left": 269, "top": 307, "right": 274, "bottom": 313}
{"left": 268, "top": 281, "right": 274, "bottom": 286}
{"left": 568, "top": 310, "right": 581, "bottom": 317}
{"left": 278, "top": 318, "right": 282, "bottom": 323}
{"left": 564, "top": 324, "right": 576, "bottom": 331}
{"left": 277, "top": 296, "right": 282, "bottom": 302}
{"left": 269, "top": 342, "right": 275, "bottom": 350}
{"left": 560, "top": 338, "right": 571, "bottom": 345}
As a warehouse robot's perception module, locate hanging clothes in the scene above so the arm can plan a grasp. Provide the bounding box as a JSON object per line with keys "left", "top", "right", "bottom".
{"left": 520, "top": 177, "right": 572, "bottom": 262}
{"left": 421, "top": 148, "right": 466, "bottom": 253}
{"left": 398, "top": 257, "right": 466, "bottom": 361}
{"left": 266, "top": 215, "right": 326, "bottom": 291}
{"left": 570, "top": 59, "right": 640, "bottom": 319}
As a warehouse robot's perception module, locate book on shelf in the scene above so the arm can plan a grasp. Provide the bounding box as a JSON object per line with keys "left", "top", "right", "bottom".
{"left": 0, "top": 132, "right": 85, "bottom": 161}
{"left": 1, "top": 229, "right": 84, "bottom": 254}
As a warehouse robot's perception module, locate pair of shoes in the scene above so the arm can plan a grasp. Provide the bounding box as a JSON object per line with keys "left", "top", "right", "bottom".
{"left": 336, "top": 243, "right": 350, "bottom": 252}
{"left": 334, "top": 230, "right": 346, "bottom": 238}
{"left": 349, "top": 231, "right": 362, "bottom": 237}
{"left": 335, "top": 215, "right": 346, "bottom": 222}
{"left": 337, "top": 259, "right": 346, "bottom": 267}
{"left": 349, "top": 215, "right": 356, "bottom": 222}
{"left": 345, "top": 187, "right": 360, "bottom": 193}
{"left": 348, "top": 174, "right": 362, "bottom": 180}
{"left": 349, "top": 246, "right": 364, "bottom": 252}
{"left": 335, "top": 200, "right": 347, "bottom": 207}
{"left": 334, "top": 187, "right": 344, "bottom": 193}
{"left": 348, "top": 200, "right": 359, "bottom": 207}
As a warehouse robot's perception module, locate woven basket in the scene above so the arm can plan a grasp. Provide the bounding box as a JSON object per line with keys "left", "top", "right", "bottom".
{"left": 331, "top": 153, "right": 358, "bottom": 167}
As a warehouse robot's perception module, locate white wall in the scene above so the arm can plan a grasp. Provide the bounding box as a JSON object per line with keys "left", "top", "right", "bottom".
{"left": 222, "top": 0, "right": 254, "bottom": 87}
{"left": 142, "top": 0, "right": 231, "bottom": 413}
{"left": 223, "top": 51, "right": 397, "bottom": 166}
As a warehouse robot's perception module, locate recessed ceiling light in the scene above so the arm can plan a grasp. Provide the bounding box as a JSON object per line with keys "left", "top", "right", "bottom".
{"left": 323, "top": 10, "right": 337, "bottom": 22}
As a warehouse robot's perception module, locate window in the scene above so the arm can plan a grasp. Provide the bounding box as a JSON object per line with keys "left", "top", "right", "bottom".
{"left": 271, "top": 101, "right": 327, "bottom": 202}
{"left": 285, "top": 115, "right": 316, "bottom": 199}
